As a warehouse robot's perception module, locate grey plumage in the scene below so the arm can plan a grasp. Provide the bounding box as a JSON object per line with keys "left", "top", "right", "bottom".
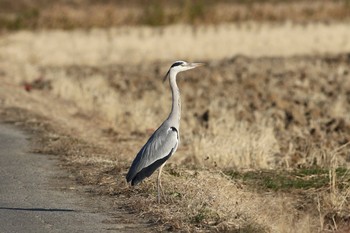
{"left": 126, "top": 124, "right": 178, "bottom": 186}
{"left": 126, "top": 61, "right": 204, "bottom": 203}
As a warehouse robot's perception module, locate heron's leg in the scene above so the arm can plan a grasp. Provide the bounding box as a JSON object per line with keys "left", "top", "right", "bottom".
{"left": 157, "top": 163, "right": 166, "bottom": 204}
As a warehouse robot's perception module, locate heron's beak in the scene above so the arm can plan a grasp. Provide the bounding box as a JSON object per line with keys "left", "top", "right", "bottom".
{"left": 188, "top": 62, "right": 205, "bottom": 69}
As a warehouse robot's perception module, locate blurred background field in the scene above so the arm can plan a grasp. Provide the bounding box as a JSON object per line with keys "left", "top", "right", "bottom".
{"left": 1, "top": 0, "right": 350, "bottom": 29}
{"left": 1, "top": 0, "right": 350, "bottom": 232}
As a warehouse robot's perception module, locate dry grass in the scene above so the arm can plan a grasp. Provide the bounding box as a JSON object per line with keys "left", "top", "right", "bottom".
{"left": 191, "top": 109, "right": 279, "bottom": 169}
{"left": 1, "top": 22, "right": 350, "bottom": 70}
{"left": 317, "top": 144, "right": 350, "bottom": 232}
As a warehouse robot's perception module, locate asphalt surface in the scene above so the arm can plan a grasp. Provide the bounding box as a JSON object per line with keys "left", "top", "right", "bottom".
{"left": 0, "top": 124, "right": 129, "bottom": 233}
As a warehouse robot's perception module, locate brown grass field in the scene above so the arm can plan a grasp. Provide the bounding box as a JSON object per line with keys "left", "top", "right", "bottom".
{"left": 1, "top": 0, "right": 350, "bottom": 29}
{"left": 1, "top": 1, "right": 350, "bottom": 232}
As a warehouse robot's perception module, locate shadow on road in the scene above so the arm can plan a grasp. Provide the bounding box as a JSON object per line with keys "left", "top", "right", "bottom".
{"left": 0, "top": 207, "right": 76, "bottom": 212}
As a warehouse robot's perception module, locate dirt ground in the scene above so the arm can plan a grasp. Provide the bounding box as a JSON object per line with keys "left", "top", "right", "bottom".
{"left": 1, "top": 21, "right": 350, "bottom": 232}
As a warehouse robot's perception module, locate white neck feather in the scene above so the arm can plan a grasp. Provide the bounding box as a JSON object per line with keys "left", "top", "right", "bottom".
{"left": 167, "top": 70, "right": 181, "bottom": 128}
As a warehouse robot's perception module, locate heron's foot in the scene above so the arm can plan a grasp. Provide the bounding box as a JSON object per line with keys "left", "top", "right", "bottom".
{"left": 157, "top": 192, "right": 161, "bottom": 204}
{"left": 157, "top": 183, "right": 165, "bottom": 204}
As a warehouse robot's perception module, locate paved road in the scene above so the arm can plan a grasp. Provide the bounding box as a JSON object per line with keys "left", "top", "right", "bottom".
{"left": 0, "top": 124, "right": 136, "bottom": 233}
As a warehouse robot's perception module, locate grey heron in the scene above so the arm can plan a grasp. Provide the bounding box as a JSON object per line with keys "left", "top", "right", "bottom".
{"left": 126, "top": 61, "right": 204, "bottom": 203}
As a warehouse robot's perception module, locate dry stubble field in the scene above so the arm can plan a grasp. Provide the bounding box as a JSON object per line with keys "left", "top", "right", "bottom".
{"left": 1, "top": 20, "right": 350, "bottom": 232}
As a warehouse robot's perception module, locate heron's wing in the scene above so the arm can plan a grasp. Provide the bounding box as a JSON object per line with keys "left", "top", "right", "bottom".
{"left": 126, "top": 125, "right": 178, "bottom": 185}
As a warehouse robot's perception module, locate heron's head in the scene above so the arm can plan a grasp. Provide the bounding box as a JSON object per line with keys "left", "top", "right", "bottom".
{"left": 163, "top": 61, "right": 204, "bottom": 82}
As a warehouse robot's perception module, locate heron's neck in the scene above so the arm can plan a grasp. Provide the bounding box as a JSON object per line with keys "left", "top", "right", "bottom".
{"left": 167, "top": 71, "right": 181, "bottom": 127}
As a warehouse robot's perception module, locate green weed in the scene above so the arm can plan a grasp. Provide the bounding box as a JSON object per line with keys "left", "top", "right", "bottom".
{"left": 1, "top": 8, "right": 39, "bottom": 30}
{"left": 226, "top": 168, "right": 350, "bottom": 191}
{"left": 191, "top": 206, "right": 219, "bottom": 225}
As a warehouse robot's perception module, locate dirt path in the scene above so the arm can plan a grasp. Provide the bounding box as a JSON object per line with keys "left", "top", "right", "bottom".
{"left": 0, "top": 124, "right": 151, "bottom": 233}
